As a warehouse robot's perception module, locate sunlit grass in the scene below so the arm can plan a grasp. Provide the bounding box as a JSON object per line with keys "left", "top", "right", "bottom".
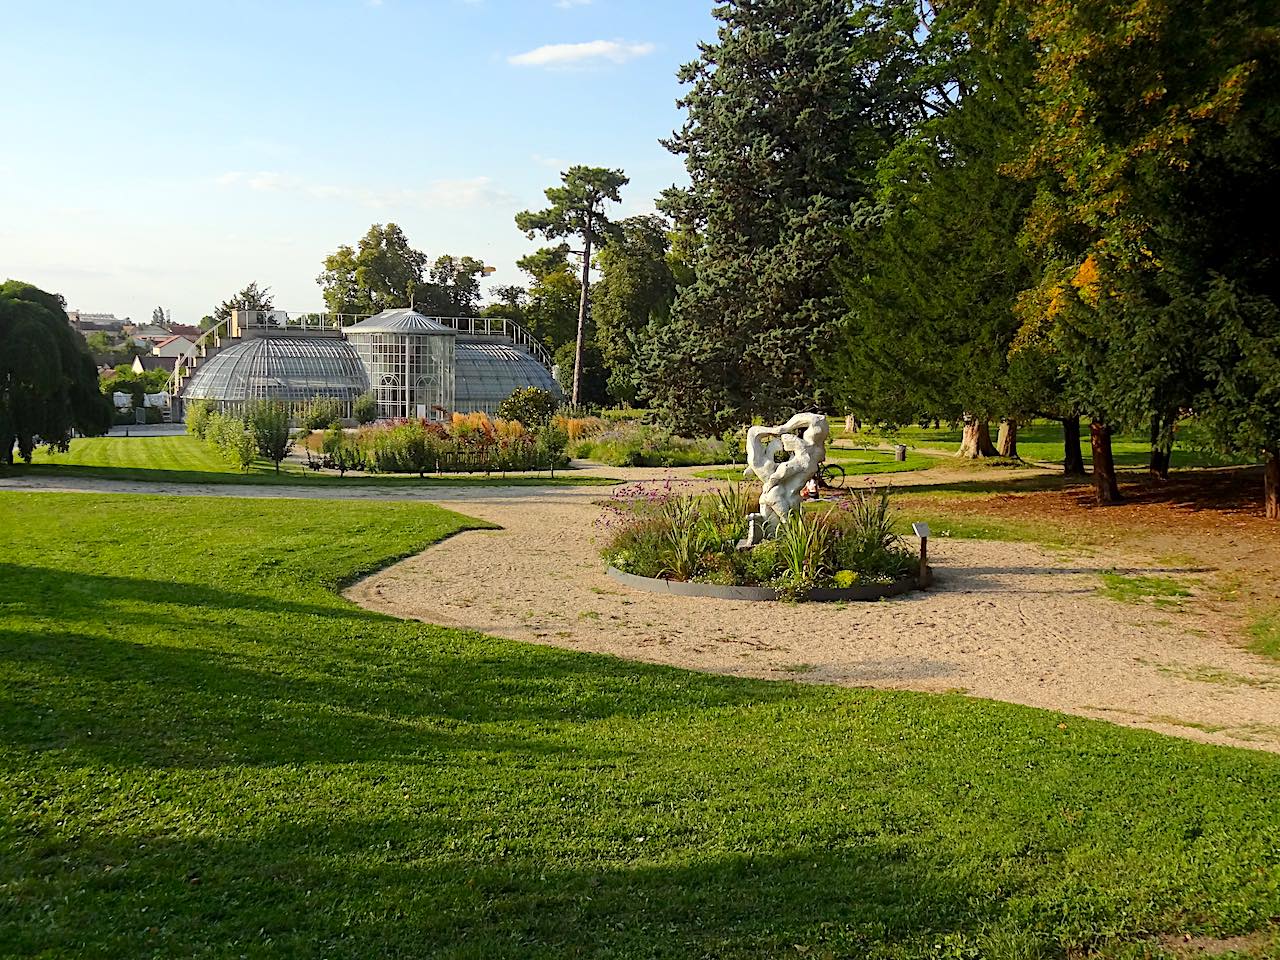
{"left": 2, "top": 492, "right": 1279, "bottom": 958}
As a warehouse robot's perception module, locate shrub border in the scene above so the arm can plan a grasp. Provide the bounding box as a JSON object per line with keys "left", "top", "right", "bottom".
{"left": 606, "top": 566, "right": 929, "bottom": 602}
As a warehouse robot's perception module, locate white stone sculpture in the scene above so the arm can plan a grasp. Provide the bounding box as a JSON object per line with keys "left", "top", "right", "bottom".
{"left": 743, "top": 412, "right": 830, "bottom": 536}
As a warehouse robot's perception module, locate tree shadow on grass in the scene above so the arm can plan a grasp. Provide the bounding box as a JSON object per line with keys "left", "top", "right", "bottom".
{"left": 2, "top": 818, "right": 1011, "bottom": 959}
{"left": 0, "top": 563, "right": 796, "bottom": 771}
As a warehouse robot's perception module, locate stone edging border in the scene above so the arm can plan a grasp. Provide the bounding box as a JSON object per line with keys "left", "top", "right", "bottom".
{"left": 606, "top": 566, "right": 929, "bottom": 602}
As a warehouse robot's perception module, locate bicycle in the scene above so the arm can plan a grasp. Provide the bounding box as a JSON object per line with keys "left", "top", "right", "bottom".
{"left": 817, "top": 461, "right": 846, "bottom": 489}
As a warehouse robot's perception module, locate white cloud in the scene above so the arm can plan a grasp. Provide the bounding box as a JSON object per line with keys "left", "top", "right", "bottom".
{"left": 507, "top": 39, "right": 654, "bottom": 68}
{"left": 555, "top": 0, "right": 593, "bottom": 7}
{"left": 213, "top": 172, "right": 514, "bottom": 210}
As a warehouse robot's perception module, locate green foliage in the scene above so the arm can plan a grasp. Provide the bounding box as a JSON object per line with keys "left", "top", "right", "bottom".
{"left": 507, "top": 248, "right": 581, "bottom": 350}
{"left": 1014, "top": 0, "right": 1280, "bottom": 476}
{"left": 828, "top": 2, "right": 1046, "bottom": 427}
{"left": 300, "top": 396, "right": 345, "bottom": 431}
{"left": 245, "top": 399, "right": 292, "bottom": 473}
{"left": 21, "top": 434, "right": 608, "bottom": 487}
{"left": 318, "top": 223, "right": 487, "bottom": 318}
{"left": 600, "top": 483, "right": 913, "bottom": 591}
{"left": 496, "top": 386, "right": 559, "bottom": 427}
{"left": 516, "top": 166, "right": 629, "bottom": 404}
{"left": 200, "top": 412, "right": 256, "bottom": 472}
{"left": 593, "top": 215, "right": 677, "bottom": 405}
{"left": 643, "top": 0, "right": 936, "bottom": 433}
{"left": 352, "top": 391, "right": 379, "bottom": 425}
{"left": 185, "top": 399, "right": 212, "bottom": 439}
{"left": 212, "top": 281, "right": 273, "bottom": 330}
{"left": 573, "top": 423, "right": 730, "bottom": 468}
{"left": 552, "top": 340, "right": 608, "bottom": 407}
{"left": 101, "top": 364, "right": 170, "bottom": 406}
{"left": 319, "top": 416, "right": 570, "bottom": 477}
{"left": 0, "top": 280, "right": 113, "bottom": 463}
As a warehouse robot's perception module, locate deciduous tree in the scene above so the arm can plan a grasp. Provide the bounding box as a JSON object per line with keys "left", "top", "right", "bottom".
{"left": 1, "top": 280, "right": 112, "bottom": 463}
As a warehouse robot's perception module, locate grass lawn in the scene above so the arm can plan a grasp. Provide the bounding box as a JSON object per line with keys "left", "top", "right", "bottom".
{"left": 695, "top": 448, "right": 938, "bottom": 481}
{"left": 839, "top": 419, "right": 1256, "bottom": 470}
{"left": 1251, "top": 610, "right": 1280, "bottom": 661}
{"left": 3, "top": 492, "right": 1280, "bottom": 958}
{"left": 6, "top": 434, "right": 615, "bottom": 487}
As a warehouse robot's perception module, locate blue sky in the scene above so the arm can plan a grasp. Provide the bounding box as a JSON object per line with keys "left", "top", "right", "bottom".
{"left": 0, "top": 0, "right": 715, "bottom": 323}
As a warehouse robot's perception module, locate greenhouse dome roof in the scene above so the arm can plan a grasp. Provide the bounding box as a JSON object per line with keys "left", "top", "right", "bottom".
{"left": 344, "top": 309, "right": 455, "bottom": 336}
{"left": 182, "top": 337, "right": 369, "bottom": 403}
{"left": 454, "top": 342, "right": 562, "bottom": 414}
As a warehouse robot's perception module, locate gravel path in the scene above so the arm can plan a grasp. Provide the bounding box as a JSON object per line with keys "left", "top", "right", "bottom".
{"left": 345, "top": 488, "right": 1280, "bottom": 754}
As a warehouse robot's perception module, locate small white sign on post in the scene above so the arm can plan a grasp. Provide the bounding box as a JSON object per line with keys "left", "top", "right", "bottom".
{"left": 911, "top": 521, "right": 930, "bottom": 540}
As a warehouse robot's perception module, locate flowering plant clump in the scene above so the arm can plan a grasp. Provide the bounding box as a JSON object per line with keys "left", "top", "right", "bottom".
{"left": 599, "top": 481, "right": 916, "bottom": 596}
{"left": 299, "top": 411, "right": 570, "bottom": 476}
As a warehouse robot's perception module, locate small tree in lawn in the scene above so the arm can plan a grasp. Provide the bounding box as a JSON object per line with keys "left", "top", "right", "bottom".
{"left": 246, "top": 400, "right": 292, "bottom": 473}
{"left": 515, "top": 166, "right": 628, "bottom": 407}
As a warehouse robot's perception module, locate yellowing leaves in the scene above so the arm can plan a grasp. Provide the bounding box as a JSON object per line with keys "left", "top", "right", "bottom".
{"left": 1071, "top": 256, "right": 1102, "bottom": 306}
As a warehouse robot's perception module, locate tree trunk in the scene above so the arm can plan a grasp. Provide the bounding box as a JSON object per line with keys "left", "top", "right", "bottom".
{"left": 1090, "top": 420, "right": 1122, "bottom": 505}
{"left": 572, "top": 219, "right": 593, "bottom": 408}
{"left": 1265, "top": 446, "right": 1279, "bottom": 520}
{"left": 1148, "top": 415, "right": 1172, "bottom": 480}
{"left": 1062, "top": 417, "right": 1086, "bottom": 475}
{"left": 956, "top": 417, "right": 998, "bottom": 458}
{"left": 996, "top": 419, "right": 1019, "bottom": 459}
{"left": 1149, "top": 447, "right": 1171, "bottom": 480}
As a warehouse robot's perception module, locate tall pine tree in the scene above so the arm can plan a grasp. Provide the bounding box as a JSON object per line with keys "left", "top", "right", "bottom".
{"left": 644, "top": 0, "right": 933, "bottom": 434}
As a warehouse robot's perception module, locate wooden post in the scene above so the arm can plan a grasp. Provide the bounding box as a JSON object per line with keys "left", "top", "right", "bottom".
{"left": 912, "top": 522, "right": 931, "bottom": 587}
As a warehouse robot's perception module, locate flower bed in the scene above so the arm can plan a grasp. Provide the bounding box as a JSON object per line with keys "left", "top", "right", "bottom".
{"left": 574, "top": 424, "right": 731, "bottom": 467}
{"left": 598, "top": 480, "right": 919, "bottom": 599}
{"left": 298, "top": 412, "right": 570, "bottom": 476}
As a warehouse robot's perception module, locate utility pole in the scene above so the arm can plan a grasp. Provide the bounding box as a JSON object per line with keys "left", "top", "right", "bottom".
{"left": 572, "top": 211, "right": 593, "bottom": 408}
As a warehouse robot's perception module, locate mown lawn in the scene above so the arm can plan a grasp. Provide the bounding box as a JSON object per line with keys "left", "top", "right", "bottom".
{"left": 694, "top": 448, "right": 938, "bottom": 481}
{"left": 2, "top": 492, "right": 1279, "bottom": 959}
{"left": 838, "top": 419, "right": 1256, "bottom": 469}
{"left": 7, "top": 434, "right": 614, "bottom": 487}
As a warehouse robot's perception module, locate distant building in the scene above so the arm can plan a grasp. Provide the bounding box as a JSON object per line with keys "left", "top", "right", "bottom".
{"left": 128, "top": 324, "right": 171, "bottom": 342}
{"left": 132, "top": 355, "right": 178, "bottom": 375}
{"left": 150, "top": 335, "right": 196, "bottom": 358}
{"left": 168, "top": 323, "right": 201, "bottom": 338}
{"left": 67, "top": 311, "right": 125, "bottom": 333}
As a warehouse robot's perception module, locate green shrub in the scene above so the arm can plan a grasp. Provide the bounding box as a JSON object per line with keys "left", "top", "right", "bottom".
{"left": 600, "top": 407, "right": 650, "bottom": 423}
{"left": 301, "top": 397, "right": 344, "bottom": 431}
{"left": 497, "top": 386, "right": 559, "bottom": 427}
{"left": 353, "top": 392, "right": 379, "bottom": 425}
{"left": 186, "top": 400, "right": 212, "bottom": 439}
{"left": 575, "top": 423, "right": 730, "bottom": 467}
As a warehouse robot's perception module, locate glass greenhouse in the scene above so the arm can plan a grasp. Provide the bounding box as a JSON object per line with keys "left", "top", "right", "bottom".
{"left": 345, "top": 310, "right": 456, "bottom": 421}
{"left": 455, "top": 342, "right": 562, "bottom": 416}
{"left": 181, "top": 336, "right": 369, "bottom": 416}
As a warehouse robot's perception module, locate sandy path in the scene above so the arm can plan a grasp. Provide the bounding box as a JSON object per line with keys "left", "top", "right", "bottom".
{"left": 346, "top": 487, "right": 1280, "bottom": 754}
